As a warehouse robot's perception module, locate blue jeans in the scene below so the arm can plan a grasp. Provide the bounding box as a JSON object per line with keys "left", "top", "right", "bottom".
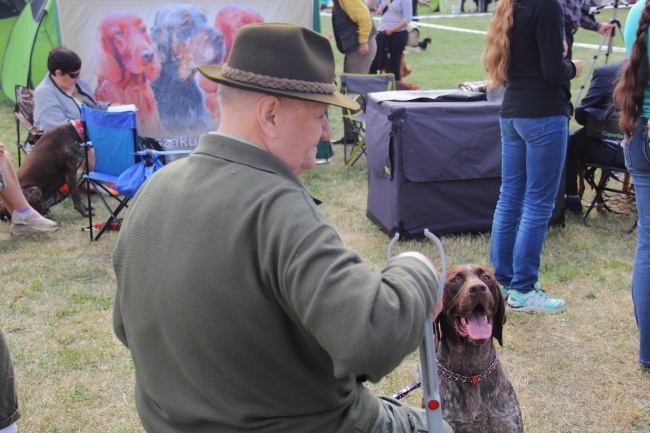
{"left": 623, "top": 119, "right": 650, "bottom": 367}
{"left": 490, "top": 116, "right": 567, "bottom": 292}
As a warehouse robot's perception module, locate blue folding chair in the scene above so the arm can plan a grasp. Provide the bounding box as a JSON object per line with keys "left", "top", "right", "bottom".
{"left": 81, "top": 106, "right": 140, "bottom": 241}
{"left": 81, "top": 106, "right": 192, "bottom": 241}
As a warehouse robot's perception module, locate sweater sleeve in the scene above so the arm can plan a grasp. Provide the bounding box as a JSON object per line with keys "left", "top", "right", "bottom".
{"left": 537, "top": 0, "right": 576, "bottom": 84}
{"left": 273, "top": 191, "right": 438, "bottom": 383}
{"left": 340, "top": 0, "right": 373, "bottom": 44}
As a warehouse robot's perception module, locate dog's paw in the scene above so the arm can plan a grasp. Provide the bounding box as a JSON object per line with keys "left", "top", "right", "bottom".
{"left": 76, "top": 205, "right": 92, "bottom": 218}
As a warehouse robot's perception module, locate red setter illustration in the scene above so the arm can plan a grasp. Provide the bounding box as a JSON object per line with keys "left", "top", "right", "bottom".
{"left": 215, "top": 5, "right": 264, "bottom": 61}
{"left": 94, "top": 11, "right": 162, "bottom": 136}
{"left": 198, "top": 5, "right": 264, "bottom": 122}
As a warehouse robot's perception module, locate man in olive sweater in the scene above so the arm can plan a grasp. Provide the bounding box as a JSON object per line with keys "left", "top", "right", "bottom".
{"left": 113, "top": 23, "right": 450, "bottom": 433}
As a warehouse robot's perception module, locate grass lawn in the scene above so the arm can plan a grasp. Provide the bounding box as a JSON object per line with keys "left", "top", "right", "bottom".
{"left": 0, "top": 6, "right": 648, "bottom": 432}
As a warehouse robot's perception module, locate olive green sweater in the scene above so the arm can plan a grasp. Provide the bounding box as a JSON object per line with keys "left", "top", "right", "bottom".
{"left": 113, "top": 133, "right": 438, "bottom": 432}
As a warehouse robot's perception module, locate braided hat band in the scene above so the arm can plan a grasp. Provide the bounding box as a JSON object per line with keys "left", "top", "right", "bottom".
{"left": 221, "top": 65, "right": 337, "bottom": 95}
{"left": 197, "top": 23, "right": 359, "bottom": 111}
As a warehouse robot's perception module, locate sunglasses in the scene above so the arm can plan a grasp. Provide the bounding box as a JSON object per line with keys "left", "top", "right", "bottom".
{"left": 66, "top": 71, "right": 80, "bottom": 79}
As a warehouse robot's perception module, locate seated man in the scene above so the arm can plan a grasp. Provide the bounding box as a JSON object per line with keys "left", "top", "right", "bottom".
{"left": 113, "top": 23, "right": 452, "bottom": 433}
{"left": 0, "top": 143, "right": 57, "bottom": 236}
{"left": 565, "top": 60, "right": 627, "bottom": 213}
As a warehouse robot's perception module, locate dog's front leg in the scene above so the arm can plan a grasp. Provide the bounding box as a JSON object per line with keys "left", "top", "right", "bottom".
{"left": 67, "top": 170, "right": 91, "bottom": 217}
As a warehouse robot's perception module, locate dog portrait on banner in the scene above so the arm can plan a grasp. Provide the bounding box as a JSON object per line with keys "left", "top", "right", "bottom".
{"left": 55, "top": 0, "right": 306, "bottom": 148}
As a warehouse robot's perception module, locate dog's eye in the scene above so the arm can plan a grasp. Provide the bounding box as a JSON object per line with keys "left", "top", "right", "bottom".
{"left": 115, "top": 28, "right": 125, "bottom": 37}
{"left": 481, "top": 274, "right": 492, "bottom": 282}
{"left": 451, "top": 277, "right": 460, "bottom": 283}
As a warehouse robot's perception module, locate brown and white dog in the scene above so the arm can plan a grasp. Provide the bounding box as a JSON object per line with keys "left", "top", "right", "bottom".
{"left": 0, "top": 123, "right": 88, "bottom": 219}
{"left": 434, "top": 264, "right": 523, "bottom": 433}
{"left": 94, "top": 12, "right": 162, "bottom": 137}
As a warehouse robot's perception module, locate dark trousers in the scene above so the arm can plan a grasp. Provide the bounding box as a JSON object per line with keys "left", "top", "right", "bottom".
{"left": 565, "top": 127, "right": 626, "bottom": 195}
{"left": 0, "top": 328, "right": 20, "bottom": 430}
{"left": 370, "top": 30, "right": 408, "bottom": 80}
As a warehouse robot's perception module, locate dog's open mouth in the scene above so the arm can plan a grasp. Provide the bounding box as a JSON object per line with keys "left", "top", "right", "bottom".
{"left": 454, "top": 305, "right": 493, "bottom": 341}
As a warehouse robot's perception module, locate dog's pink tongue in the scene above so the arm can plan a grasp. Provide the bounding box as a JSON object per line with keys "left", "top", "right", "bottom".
{"left": 467, "top": 311, "right": 492, "bottom": 340}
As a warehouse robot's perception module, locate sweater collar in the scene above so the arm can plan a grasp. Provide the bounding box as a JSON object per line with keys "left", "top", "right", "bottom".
{"left": 193, "top": 133, "right": 322, "bottom": 205}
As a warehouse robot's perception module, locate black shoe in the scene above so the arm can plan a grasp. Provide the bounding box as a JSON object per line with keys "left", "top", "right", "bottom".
{"left": 565, "top": 197, "right": 583, "bottom": 214}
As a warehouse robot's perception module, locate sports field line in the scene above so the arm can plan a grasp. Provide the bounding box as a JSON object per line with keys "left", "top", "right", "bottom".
{"left": 414, "top": 21, "right": 626, "bottom": 53}
{"left": 321, "top": 11, "right": 626, "bottom": 53}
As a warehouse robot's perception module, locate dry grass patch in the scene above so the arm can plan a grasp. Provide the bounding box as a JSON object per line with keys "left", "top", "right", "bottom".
{"left": 0, "top": 9, "right": 647, "bottom": 432}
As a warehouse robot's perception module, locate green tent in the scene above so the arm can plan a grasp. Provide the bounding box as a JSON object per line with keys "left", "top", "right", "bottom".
{"left": 0, "top": 0, "right": 60, "bottom": 102}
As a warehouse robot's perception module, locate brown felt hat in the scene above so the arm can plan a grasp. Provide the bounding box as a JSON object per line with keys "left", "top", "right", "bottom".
{"left": 198, "top": 22, "right": 359, "bottom": 110}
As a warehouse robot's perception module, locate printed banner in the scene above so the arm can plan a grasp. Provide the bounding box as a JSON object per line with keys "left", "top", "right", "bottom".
{"left": 54, "top": 0, "right": 314, "bottom": 148}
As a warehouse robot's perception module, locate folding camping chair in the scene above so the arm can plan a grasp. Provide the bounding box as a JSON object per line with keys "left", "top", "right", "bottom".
{"left": 81, "top": 106, "right": 141, "bottom": 241}
{"left": 581, "top": 112, "right": 637, "bottom": 233}
{"left": 81, "top": 106, "right": 192, "bottom": 241}
{"left": 14, "top": 85, "right": 43, "bottom": 166}
{"left": 339, "top": 73, "right": 395, "bottom": 166}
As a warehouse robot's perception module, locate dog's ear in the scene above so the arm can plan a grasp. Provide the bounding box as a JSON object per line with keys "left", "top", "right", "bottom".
{"left": 433, "top": 314, "right": 442, "bottom": 353}
{"left": 94, "top": 25, "right": 124, "bottom": 83}
{"left": 151, "top": 11, "right": 171, "bottom": 64}
{"left": 492, "top": 280, "right": 506, "bottom": 347}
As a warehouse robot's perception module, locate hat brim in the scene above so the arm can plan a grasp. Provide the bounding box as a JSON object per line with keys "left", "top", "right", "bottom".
{"left": 198, "top": 65, "right": 360, "bottom": 111}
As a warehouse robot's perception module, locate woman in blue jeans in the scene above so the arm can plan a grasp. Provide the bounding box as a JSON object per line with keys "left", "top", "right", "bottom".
{"left": 484, "top": 0, "right": 583, "bottom": 312}
{"left": 613, "top": 0, "right": 650, "bottom": 368}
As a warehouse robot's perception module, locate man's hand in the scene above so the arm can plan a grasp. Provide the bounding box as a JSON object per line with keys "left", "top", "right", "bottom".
{"left": 598, "top": 22, "right": 615, "bottom": 35}
{"left": 358, "top": 42, "right": 369, "bottom": 56}
{"left": 572, "top": 59, "right": 584, "bottom": 78}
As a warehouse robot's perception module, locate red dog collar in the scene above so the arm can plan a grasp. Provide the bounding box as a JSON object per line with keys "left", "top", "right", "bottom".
{"left": 71, "top": 118, "right": 85, "bottom": 142}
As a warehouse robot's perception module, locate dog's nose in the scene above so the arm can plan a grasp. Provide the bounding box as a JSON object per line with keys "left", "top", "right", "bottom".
{"left": 141, "top": 50, "right": 155, "bottom": 62}
{"left": 468, "top": 283, "right": 487, "bottom": 295}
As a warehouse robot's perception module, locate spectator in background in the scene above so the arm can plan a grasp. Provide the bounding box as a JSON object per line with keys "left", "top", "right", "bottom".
{"left": 559, "top": 0, "right": 615, "bottom": 60}
{"left": 34, "top": 47, "right": 110, "bottom": 132}
{"left": 0, "top": 143, "right": 57, "bottom": 236}
{"left": 412, "top": 0, "right": 431, "bottom": 20}
{"left": 332, "top": 0, "right": 378, "bottom": 143}
{"left": 333, "top": 0, "right": 377, "bottom": 75}
{"left": 369, "top": 0, "right": 412, "bottom": 81}
{"left": 613, "top": 0, "right": 650, "bottom": 370}
{"left": 484, "top": 0, "right": 583, "bottom": 313}
{"left": 0, "top": 327, "right": 21, "bottom": 433}
{"left": 34, "top": 47, "right": 111, "bottom": 170}
{"left": 564, "top": 60, "right": 626, "bottom": 213}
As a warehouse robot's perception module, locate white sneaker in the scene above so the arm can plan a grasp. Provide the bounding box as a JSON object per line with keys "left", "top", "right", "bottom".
{"left": 507, "top": 282, "right": 566, "bottom": 313}
{"left": 11, "top": 210, "right": 57, "bottom": 234}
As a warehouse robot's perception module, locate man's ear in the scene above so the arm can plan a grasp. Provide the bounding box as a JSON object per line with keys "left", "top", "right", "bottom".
{"left": 257, "top": 95, "right": 282, "bottom": 139}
